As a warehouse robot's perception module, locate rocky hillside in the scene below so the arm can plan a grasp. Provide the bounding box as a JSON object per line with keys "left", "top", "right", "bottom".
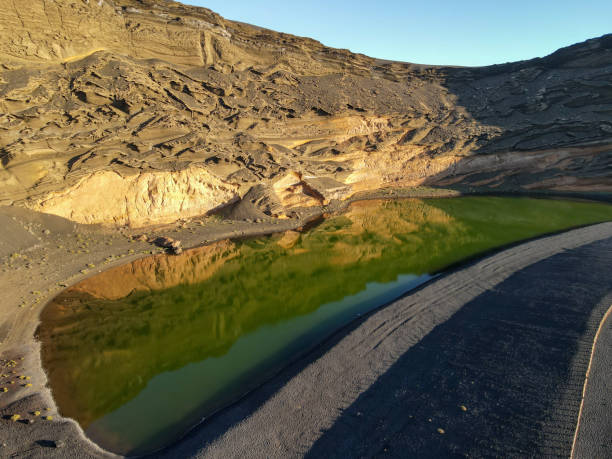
{"left": 1, "top": 0, "right": 611, "bottom": 226}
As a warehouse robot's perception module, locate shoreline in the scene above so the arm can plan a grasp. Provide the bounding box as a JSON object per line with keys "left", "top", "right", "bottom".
{"left": 158, "top": 222, "right": 612, "bottom": 458}
{"left": 0, "top": 190, "right": 611, "bottom": 457}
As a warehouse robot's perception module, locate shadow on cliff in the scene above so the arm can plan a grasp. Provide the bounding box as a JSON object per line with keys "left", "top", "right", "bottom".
{"left": 294, "top": 40, "right": 612, "bottom": 455}
{"left": 420, "top": 33, "right": 612, "bottom": 196}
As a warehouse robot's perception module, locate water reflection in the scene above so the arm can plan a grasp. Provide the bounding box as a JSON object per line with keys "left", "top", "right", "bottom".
{"left": 37, "top": 197, "right": 612, "bottom": 455}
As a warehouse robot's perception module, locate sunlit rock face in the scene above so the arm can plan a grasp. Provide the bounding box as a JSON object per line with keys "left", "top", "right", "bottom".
{"left": 1, "top": 0, "right": 611, "bottom": 225}
{"left": 26, "top": 166, "right": 239, "bottom": 226}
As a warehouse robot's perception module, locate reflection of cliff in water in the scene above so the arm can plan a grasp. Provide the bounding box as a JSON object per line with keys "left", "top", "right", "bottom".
{"left": 37, "top": 198, "right": 462, "bottom": 429}
{"left": 63, "top": 198, "right": 456, "bottom": 301}
{"left": 36, "top": 197, "right": 612, "bottom": 430}
{"left": 70, "top": 239, "right": 240, "bottom": 300}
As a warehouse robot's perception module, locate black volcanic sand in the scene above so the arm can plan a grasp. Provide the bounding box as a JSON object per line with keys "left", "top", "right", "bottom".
{"left": 307, "top": 238, "right": 612, "bottom": 458}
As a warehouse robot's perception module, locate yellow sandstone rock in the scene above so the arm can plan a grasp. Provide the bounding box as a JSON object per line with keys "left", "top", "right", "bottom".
{"left": 272, "top": 172, "right": 325, "bottom": 209}
{"left": 28, "top": 167, "right": 239, "bottom": 228}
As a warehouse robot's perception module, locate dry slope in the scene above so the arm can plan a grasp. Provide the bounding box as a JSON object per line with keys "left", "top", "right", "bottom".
{"left": 1, "top": 0, "right": 611, "bottom": 226}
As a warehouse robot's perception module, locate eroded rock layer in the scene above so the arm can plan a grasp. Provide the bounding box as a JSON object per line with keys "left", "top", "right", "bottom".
{"left": 1, "top": 0, "right": 611, "bottom": 226}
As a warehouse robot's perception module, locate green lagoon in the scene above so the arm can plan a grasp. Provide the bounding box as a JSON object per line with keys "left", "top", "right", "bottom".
{"left": 37, "top": 197, "right": 612, "bottom": 455}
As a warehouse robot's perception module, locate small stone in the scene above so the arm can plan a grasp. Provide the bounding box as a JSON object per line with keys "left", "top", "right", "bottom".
{"left": 460, "top": 405, "right": 467, "bottom": 411}
{"left": 43, "top": 229, "right": 51, "bottom": 235}
{"left": 154, "top": 236, "right": 183, "bottom": 255}
{"left": 51, "top": 440, "right": 64, "bottom": 448}
{"left": 437, "top": 428, "right": 445, "bottom": 434}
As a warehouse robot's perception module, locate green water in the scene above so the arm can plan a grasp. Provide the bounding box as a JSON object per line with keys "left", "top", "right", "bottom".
{"left": 37, "top": 197, "right": 612, "bottom": 455}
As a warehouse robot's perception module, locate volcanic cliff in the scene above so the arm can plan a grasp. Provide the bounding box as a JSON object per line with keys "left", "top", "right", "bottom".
{"left": 1, "top": 0, "right": 611, "bottom": 226}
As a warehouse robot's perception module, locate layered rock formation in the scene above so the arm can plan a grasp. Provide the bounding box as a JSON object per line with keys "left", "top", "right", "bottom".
{"left": 1, "top": 0, "right": 611, "bottom": 226}
{"left": 29, "top": 166, "right": 238, "bottom": 226}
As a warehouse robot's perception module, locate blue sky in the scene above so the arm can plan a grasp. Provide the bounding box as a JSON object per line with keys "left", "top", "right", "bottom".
{"left": 184, "top": 0, "right": 611, "bottom": 66}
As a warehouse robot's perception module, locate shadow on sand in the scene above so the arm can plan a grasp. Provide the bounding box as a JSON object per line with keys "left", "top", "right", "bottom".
{"left": 306, "top": 238, "right": 612, "bottom": 458}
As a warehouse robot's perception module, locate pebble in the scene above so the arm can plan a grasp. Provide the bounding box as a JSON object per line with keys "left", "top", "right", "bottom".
{"left": 51, "top": 440, "right": 64, "bottom": 448}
